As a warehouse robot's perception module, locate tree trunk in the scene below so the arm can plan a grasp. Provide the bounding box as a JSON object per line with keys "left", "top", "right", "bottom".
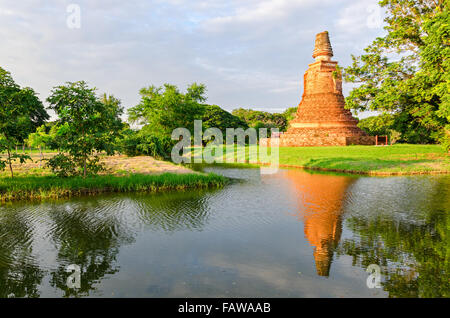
{"left": 39, "top": 145, "right": 43, "bottom": 168}
{"left": 7, "top": 148, "right": 13, "bottom": 178}
{"left": 83, "top": 155, "right": 87, "bottom": 178}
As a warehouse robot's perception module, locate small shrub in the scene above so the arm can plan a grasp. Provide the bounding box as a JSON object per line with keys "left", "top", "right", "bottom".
{"left": 45, "top": 154, "right": 76, "bottom": 177}
{"left": 46, "top": 154, "right": 105, "bottom": 177}
{"left": 118, "top": 130, "right": 175, "bottom": 159}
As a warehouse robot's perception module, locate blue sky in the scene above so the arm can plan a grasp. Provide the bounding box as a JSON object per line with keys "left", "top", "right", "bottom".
{"left": 0, "top": 0, "right": 386, "bottom": 117}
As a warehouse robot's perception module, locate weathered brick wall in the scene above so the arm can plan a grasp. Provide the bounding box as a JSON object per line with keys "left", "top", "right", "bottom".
{"left": 277, "top": 31, "right": 375, "bottom": 147}
{"left": 260, "top": 135, "right": 375, "bottom": 147}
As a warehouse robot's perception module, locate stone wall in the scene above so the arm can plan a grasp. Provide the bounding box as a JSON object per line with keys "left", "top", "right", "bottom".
{"left": 260, "top": 135, "right": 375, "bottom": 147}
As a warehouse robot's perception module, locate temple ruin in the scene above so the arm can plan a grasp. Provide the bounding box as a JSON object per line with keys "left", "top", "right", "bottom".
{"left": 263, "top": 31, "right": 375, "bottom": 147}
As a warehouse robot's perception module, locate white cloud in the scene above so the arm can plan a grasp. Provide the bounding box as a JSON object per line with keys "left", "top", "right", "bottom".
{"left": 335, "top": 0, "right": 385, "bottom": 35}
{"left": 0, "top": 0, "right": 387, "bottom": 115}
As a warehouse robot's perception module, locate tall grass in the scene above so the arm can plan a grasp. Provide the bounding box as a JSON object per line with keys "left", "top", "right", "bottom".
{"left": 0, "top": 173, "right": 227, "bottom": 202}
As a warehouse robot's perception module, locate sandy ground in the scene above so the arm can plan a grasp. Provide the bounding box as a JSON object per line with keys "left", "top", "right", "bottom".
{"left": 1, "top": 153, "right": 193, "bottom": 176}
{"left": 102, "top": 154, "right": 193, "bottom": 174}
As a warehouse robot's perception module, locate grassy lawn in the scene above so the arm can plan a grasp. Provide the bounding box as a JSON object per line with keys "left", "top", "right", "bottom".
{"left": 190, "top": 144, "right": 449, "bottom": 175}
{"left": 0, "top": 173, "right": 226, "bottom": 202}
{"left": 277, "top": 144, "right": 449, "bottom": 174}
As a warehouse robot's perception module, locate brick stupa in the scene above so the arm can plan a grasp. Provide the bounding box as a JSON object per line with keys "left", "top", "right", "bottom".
{"left": 267, "top": 31, "right": 375, "bottom": 147}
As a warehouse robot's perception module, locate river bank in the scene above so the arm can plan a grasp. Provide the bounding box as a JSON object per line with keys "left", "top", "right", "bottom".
{"left": 0, "top": 154, "right": 227, "bottom": 202}
{"left": 0, "top": 173, "right": 226, "bottom": 202}
{"left": 192, "top": 144, "right": 449, "bottom": 175}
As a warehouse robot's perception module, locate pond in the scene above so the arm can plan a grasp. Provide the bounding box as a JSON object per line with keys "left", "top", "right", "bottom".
{"left": 0, "top": 167, "right": 448, "bottom": 297}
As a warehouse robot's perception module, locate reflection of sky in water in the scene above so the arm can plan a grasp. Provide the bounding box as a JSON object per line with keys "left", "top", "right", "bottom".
{"left": 0, "top": 168, "right": 448, "bottom": 297}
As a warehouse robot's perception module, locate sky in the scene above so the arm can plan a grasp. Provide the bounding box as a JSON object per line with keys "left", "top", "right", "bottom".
{"left": 0, "top": 0, "right": 386, "bottom": 118}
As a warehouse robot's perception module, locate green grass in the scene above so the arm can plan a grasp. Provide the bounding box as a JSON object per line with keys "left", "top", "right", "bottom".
{"left": 0, "top": 173, "right": 227, "bottom": 202}
{"left": 277, "top": 144, "right": 449, "bottom": 174}
{"left": 189, "top": 144, "right": 449, "bottom": 175}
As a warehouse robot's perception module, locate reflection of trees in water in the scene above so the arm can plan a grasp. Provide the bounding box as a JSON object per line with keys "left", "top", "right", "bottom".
{"left": 336, "top": 178, "right": 450, "bottom": 297}
{"left": 284, "top": 170, "right": 356, "bottom": 277}
{"left": 131, "top": 190, "right": 213, "bottom": 232}
{"left": 0, "top": 208, "right": 44, "bottom": 298}
{"left": 48, "top": 199, "right": 136, "bottom": 297}
{"left": 0, "top": 188, "right": 215, "bottom": 298}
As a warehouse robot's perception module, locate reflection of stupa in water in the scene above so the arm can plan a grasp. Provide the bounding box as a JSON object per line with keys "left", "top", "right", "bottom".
{"left": 285, "top": 170, "right": 355, "bottom": 276}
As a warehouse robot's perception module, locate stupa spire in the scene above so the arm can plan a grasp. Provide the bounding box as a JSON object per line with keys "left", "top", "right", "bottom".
{"left": 312, "top": 31, "right": 333, "bottom": 61}
{"left": 259, "top": 30, "right": 376, "bottom": 147}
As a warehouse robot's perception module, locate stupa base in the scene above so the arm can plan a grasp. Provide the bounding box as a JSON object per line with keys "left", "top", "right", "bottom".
{"left": 260, "top": 135, "right": 375, "bottom": 147}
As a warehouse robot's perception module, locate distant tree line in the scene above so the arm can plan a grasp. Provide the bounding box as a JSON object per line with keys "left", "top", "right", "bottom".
{"left": 0, "top": 69, "right": 295, "bottom": 178}
{"left": 231, "top": 107, "right": 297, "bottom": 133}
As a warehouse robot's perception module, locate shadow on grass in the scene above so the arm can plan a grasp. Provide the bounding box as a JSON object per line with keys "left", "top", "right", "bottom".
{"left": 303, "top": 157, "right": 446, "bottom": 172}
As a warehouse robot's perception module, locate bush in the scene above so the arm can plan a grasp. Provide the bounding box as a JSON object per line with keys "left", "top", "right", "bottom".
{"left": 118, "top": 129, "right": 175, "bottom": 159}
{"left": 118, "top": 130, "right": 142, "bottom": 157}
{"left": 45, "top": 154, "right": 76, "bottom": 177}
{"left": 137, "top": 135, "right": 175, "bottom": 159}
{"left": 45, "top": 153, "right": 105, "bottom": 177}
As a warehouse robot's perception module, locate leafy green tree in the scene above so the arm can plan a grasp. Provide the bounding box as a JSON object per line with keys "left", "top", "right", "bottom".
{"left": 0, "top": 67, "right": 48, "bottom": 177}
{"left": 45, "top": 122, "right": 65, "bottom": 152}
{"left": 46, "top": 81, "right": 123, "bottom": 178}
{"left": 128, "top": 83, "right": 206, "bottom": 136}
{"left": 27, "top": 125, "right": 51, "bottom": 167}
{"left": 201, "top": 104, "right": 248, "bottom": 137}
{"left": 282, "top": 106, "right": 298, "bottom": 123}
{"left": 117, "top": 127, "right": 175, "bottom": 159}
{"left": 231, "top": 108, "right": 288, "bottom": 131}
{"left": 343, "top": 0, "right": 449, "bottom": 148}
{"left": 357, "top": 113, "right": 394, "bottom": 136}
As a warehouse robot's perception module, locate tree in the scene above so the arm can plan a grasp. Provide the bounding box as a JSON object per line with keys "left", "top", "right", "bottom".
{"left": 282, "top": 106, "right": 298, "bottom": 123}
{"left": 46, "top": 81, "right": 123, "bottom": 178}
{"left": 27, "top": 125, "right": 51, "bottom": 167}
{"left": 357, "top": 113, "right": 394, "bottom": 136}
{"left": 357, "top": 114, "right": 403, "bottom": 144}
{"left": 231, "top": 108, "right": 289, "bottom": 131}
{"left": 128, "top": 83, "right": 206, "bottom": 136}
{"left": 201, "top": 104, "right": 248, "bottom": 136}
{"left": 117, "top": 127, "right": 175, "bottom": 159}
{"left": 343, "top": 0, "right": 449, "bottom": 148}
{"left": 0, "top": 67, "right": 48, "bottom": 177}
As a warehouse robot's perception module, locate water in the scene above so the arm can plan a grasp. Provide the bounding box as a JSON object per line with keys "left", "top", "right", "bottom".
{"left": 0, "top": 167, "right": 448, "bottom": 298}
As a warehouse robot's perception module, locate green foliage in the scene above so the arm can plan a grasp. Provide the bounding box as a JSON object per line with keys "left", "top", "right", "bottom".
{"left": 343, "top": 0, "right": 449, "bottom": 147}
{"left": 231, "top": 108, "right": 289, "bottom": 131}
{"left": 0, "top": 67, "right": 48, "bottom": 177}
{"left": 0, "top": 173, "right": 226, "bottom": 202}
{"left": 128, "top": 83, "right": 206, "bottom": 136}
{"left": 118, "top": 129, "right": 142, "bottom": 157}
{"left": 201, "top": 104, "right": 248, "bottom": 135}
{"left": 117, "top": 128, "right": 175, "bottom": 159}
{"left": 45, "top": 154, "right": 77, "bottom": 177}
{"left": 27, "top": 125, "right": 51, "bottom": 149}
{"left": 45, "top": 153, "right": 105, "bottom": 178}
{"left": 136, "top": 134, "right": 174, "bottom": 159}
{"left": 46, "top": 82, "right": 123, "bottom": 177}
{"left": 281, "top": 107, "right": 298, "bottom": 123}
{"left": 357, "top": 113, "right": 399, "bottom": 139}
